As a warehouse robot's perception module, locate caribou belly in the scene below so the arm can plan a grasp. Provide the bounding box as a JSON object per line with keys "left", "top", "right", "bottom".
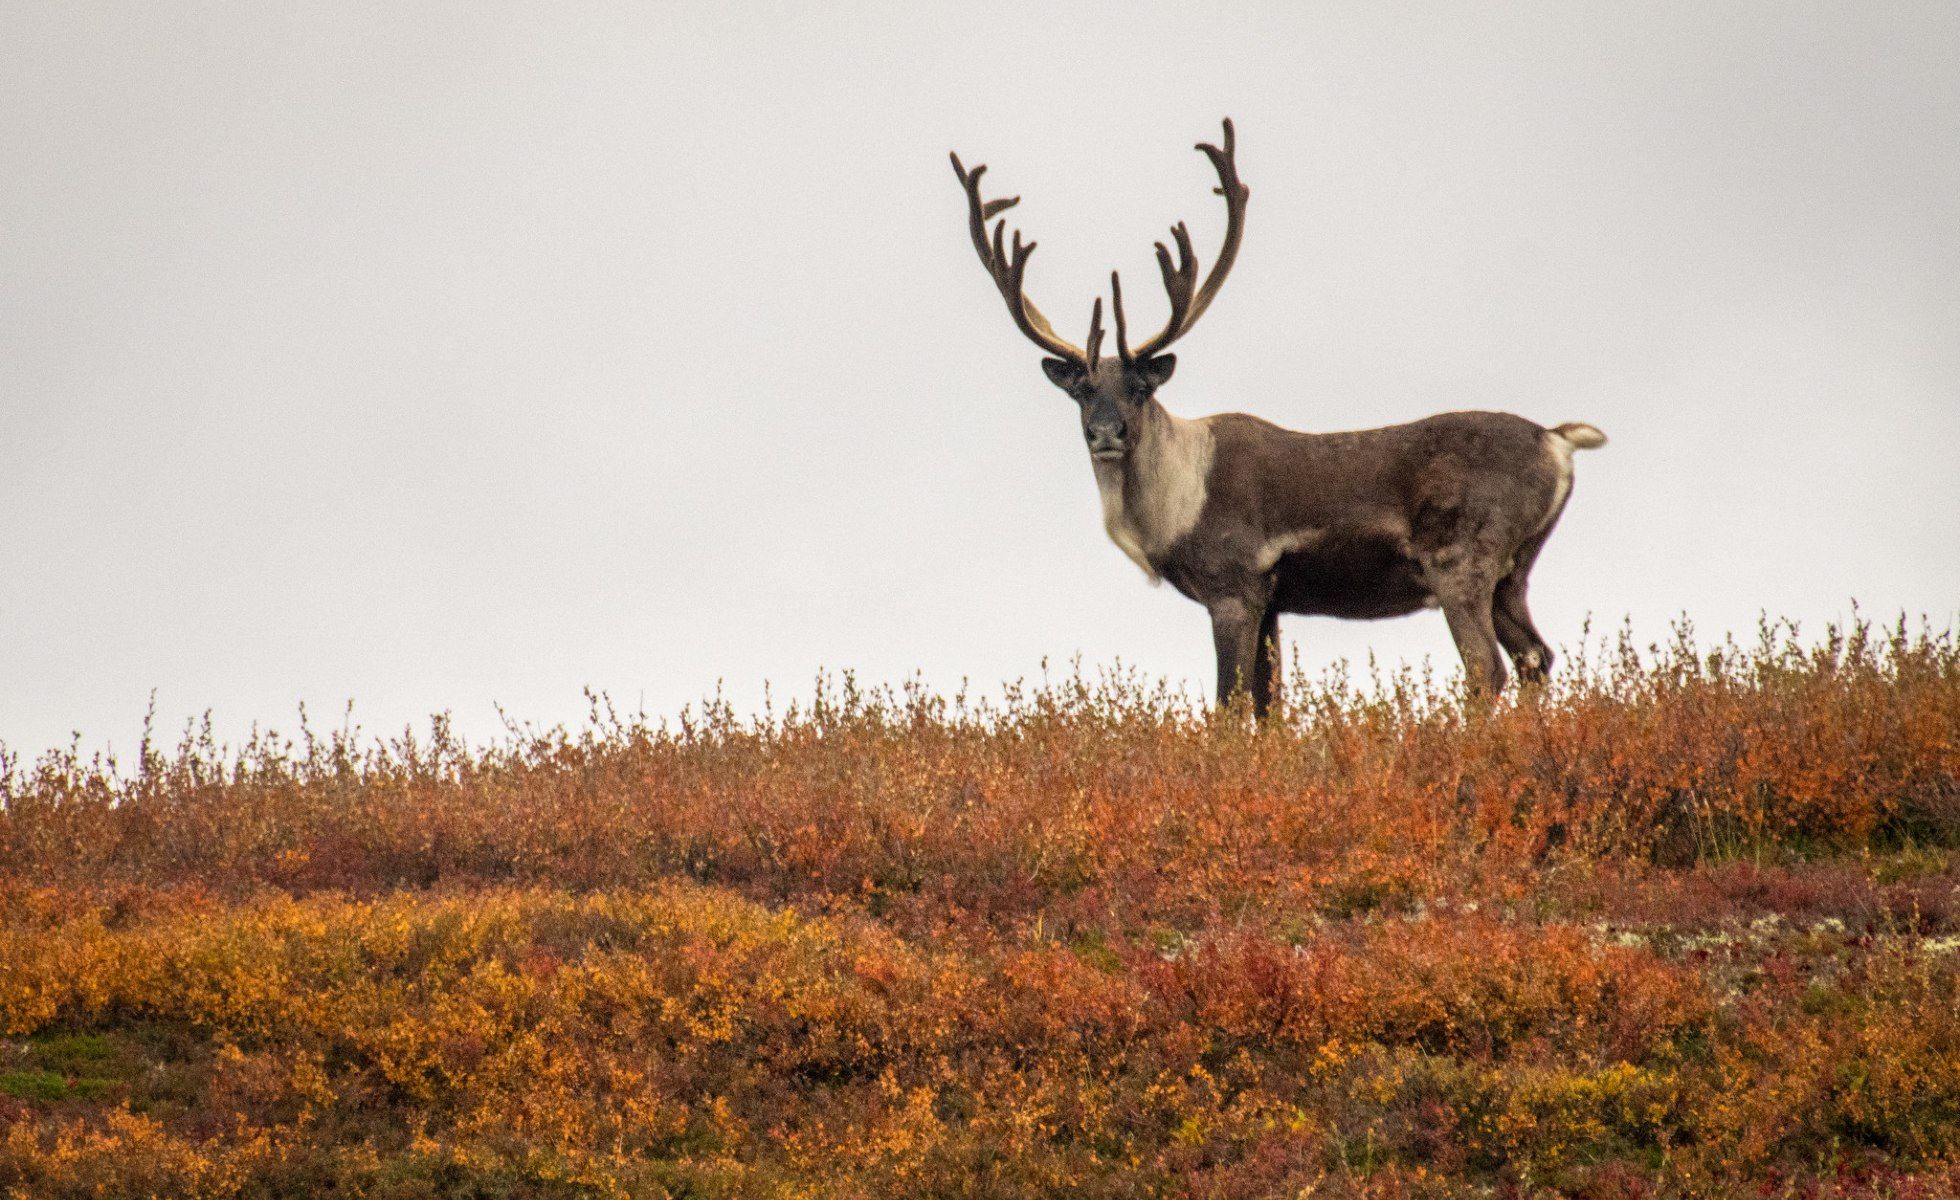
{"left": 1271, "top": 535, "right": 1434, "bottom": 620}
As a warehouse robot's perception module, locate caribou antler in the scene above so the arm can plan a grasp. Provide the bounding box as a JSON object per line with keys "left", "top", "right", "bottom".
{"left": 949, "top": 152, "right": 1086, "bottom": 363}
{"left": 1113, "top": 118, "right": 1249, "bottom": 364}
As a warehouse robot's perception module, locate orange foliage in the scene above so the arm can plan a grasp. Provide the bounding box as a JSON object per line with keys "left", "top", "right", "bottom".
{"left": 0, "top": 616, "right": 1956, "bottom": 1196}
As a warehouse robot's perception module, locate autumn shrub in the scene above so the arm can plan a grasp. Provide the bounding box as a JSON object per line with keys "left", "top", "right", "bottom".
{"left": 0, "top": 615, "right": 1956, "bottom": 1197}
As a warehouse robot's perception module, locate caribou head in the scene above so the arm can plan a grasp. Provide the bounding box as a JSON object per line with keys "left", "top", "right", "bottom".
{"left": 950, "top": 120, "right": 1246, "bottom": 464}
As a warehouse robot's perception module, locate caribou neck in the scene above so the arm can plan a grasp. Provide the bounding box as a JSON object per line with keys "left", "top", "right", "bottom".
{"left": 1092, "top": 399, "right": 1214, "bottom": 582}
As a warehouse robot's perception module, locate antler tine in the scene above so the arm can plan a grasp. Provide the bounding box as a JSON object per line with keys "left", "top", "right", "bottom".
{"left": 1085, "top": 297, "right": 1105, "bottom": 371}
{"left": 1124, "top": 118, "right": 1249, "bottom": 360}
{"left": 1110, "top": 271, "right": 1131, "bottom": 366}
{"left": 950, "top": 151, "right": 1086, "bottom": 362}
{"left": 1141, "top": 224, "right": 1197, "bottom": 355}
{"left": 1186, "top": 118, "right": 1249, "bottom": 327}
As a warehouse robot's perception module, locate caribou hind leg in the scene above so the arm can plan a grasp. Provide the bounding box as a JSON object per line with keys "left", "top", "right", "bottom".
{"left": 1493, "top": 574, "right": 1553, "bottom": 685}
{"left": 1429, "top": 569, "right": 1509, "bottom": 697}
{"left": 1491, "top": 527, "right": 1556, "bottom": 684}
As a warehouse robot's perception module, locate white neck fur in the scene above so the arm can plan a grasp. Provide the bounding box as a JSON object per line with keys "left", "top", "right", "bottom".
{"left": 1090, "top": 403, "right": 1214, "bottom": 582}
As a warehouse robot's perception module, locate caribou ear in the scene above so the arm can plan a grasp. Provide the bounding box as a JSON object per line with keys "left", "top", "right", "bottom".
{"left": 1040, "top": 357, "right": 1086, "bottom": 390}
{"left": 1141, "top": 354, "right": 1176, "bottom": 387}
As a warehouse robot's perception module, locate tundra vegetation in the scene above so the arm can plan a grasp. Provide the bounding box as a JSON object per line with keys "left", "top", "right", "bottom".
{"left": 2, "top": 616, "right": 1958, "bottom": 1198}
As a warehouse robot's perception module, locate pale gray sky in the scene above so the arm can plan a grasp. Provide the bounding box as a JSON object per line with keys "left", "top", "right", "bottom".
{"left": 4, "top": 2, "right": 1957, "bottom": 758}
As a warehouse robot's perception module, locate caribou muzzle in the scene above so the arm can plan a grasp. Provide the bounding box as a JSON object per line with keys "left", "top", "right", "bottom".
{"left": 1086, "top": 422, "right": 1127, "bottom": 459}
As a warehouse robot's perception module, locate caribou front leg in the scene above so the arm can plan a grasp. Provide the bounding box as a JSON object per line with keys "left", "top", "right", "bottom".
{"left": 1251, "top": 605, "right": 1281, "bottom": 718}
{"left": 1209, "top": 596, "right": 1273, "bottom": 718}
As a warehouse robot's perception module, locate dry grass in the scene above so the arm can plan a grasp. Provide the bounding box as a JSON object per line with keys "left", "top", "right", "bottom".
{"left": 2, "top": 616, "right": 1957, "bottom": 1198}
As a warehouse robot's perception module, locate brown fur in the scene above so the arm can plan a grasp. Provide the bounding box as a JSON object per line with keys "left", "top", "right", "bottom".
{"left": 1145, "top": 407, "right": 1599, "bottom": 713}
{"left": 951, "top": 120, "right": 1606, "bottom": 715}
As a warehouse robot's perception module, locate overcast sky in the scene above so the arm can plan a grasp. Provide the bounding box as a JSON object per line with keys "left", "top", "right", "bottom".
{"left": 4, "top": 2, "right": 1957, "bottom": 759}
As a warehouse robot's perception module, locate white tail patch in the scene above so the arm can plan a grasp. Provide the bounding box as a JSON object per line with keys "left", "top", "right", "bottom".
{"left": 1550, "top": 422, "right": 1607, "bottom": 450}
{"left": 1534, "top": 421, "right": 1605, "bottom": 535}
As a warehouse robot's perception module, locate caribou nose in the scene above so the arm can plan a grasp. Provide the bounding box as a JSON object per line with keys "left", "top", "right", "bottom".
{"left": 1086, "top": 421, "right": 1127, "bottom": 456}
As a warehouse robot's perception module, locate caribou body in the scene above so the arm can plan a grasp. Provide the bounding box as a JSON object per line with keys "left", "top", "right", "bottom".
{"left": 951, "top": 120, "right": 1606, "bottom": 716}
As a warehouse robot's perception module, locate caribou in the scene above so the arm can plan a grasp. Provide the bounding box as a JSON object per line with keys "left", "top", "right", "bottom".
{"left": 949, "top": 119, "right": 1607, "bottom": 717}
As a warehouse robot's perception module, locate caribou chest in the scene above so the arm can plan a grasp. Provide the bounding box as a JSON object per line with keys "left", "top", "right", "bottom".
{"left": 1091, "top": 414, "right": 1215, "bottom": 583}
